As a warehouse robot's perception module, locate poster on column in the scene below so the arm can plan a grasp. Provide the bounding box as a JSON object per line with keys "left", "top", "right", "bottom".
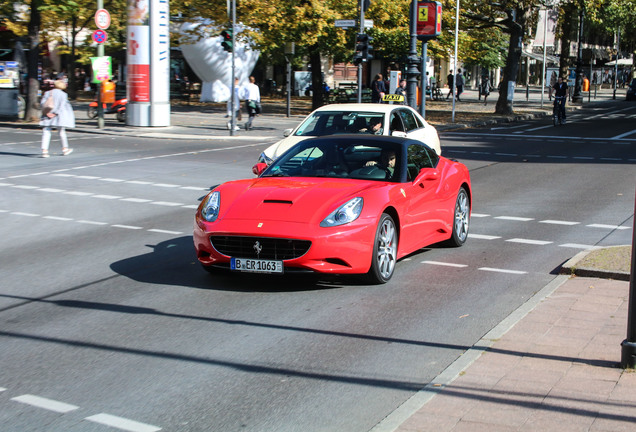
{"left": 127, "top": 0, "right": 150, "bottom": 103}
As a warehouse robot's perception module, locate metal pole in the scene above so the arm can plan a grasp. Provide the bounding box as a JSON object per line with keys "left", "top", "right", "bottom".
{"left": 589, "top": 54, "right": 593, "bottom": 103}
{"left": 541, "top": 7, "right": 547, "bottom": 109}
{"left": 357, "top": 0, "right": 364, "bottom": 104}
{"left": 229, "top": 0, "right": 236, "bottom": 136}
{"left": 571, "top": 7, "right": 584, "bottom": 103}
{"left": 286, "top": 57, "right": 291, "bottom": 117}
{"left": 451, "top": 0, "right": 459, "bottom": 123}
{"left": 613, "top": 27, "right": 620, "bottom": 100}
{"left": 406, "top": 0, "right": 420, "bottom": 109}
{"left": 620, "top": 186, "right": 636, "bottom": 369}
{"left": 420, "top": 41, "right": 427, "bottom": 118}
{"left": 97, "top": 0, "right": 104, "bottom": 129}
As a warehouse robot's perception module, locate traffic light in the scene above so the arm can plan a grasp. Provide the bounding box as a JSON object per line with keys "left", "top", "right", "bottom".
{"left": 354, "top": 33, "right": 373, "bottom": 65}
{"left": 220, "top": 29, "right": 233, "bottom": 52}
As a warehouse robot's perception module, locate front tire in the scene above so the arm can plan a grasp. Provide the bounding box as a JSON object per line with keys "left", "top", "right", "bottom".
{"left": 87, "top": 105, "right": 98, "bottom": 119}
{"left": 117, "top": 109, "right": 126, "bottom": 123}
{"left": 448, "top": 187, "right": 470, "bottom": 246}
{"left": 367, "top": 213, "right": 398, "bottom": 284}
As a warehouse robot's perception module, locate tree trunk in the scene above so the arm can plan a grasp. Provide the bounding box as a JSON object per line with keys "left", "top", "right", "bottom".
{"left": 26, "top": 0, "right": 42, "bottom": 122}
{"left": 67, "top": 17, "right": 78, "bottom": 100}
{"left": 310, "top": 49, "right": 325, "bottom": 110}
{"left": 558, "top": 2, "right": 576, "bottom": 79}
{"left": 495, "top": 7, "right": 529, "bottom": 115}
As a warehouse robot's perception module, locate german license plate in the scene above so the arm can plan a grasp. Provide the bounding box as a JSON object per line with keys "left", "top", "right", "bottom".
{"left": 231, "top": 257, "right": 283, "bottom": 274}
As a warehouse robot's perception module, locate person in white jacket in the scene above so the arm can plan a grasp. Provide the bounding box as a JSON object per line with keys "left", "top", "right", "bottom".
{"left": 39, "top": 80, "right": 76, "bottom": 158}
{"left": 242, "top": 76, "right": 261, "bottom": 130}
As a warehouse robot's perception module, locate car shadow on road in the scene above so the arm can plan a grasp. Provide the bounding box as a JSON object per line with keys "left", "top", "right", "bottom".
{"left": 110, "top": 235, "right": 352, "bottom": 292}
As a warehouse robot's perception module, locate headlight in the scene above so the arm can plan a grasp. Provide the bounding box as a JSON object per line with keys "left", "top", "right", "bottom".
{"left": 200, "top": 191, "right": 220, "bottom": 222}
{"left": 320, "top": 197, "right": 363, "bottom": 227}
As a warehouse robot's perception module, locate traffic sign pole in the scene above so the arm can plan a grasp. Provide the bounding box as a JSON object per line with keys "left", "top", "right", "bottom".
{"left": 96, "top": 0, "right": 105, "bottom": 129}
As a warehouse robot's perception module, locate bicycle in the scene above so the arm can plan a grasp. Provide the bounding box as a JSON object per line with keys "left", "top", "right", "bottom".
{"left": 553, "top": 96, "right": 566, "bottom": 126}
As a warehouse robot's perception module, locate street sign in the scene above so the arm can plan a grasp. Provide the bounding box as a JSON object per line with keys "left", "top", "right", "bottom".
{"left": 364, "top": 19, "right": 374, "bottom": 29}
{"left": 95, "top": 9, "right": 111, "bottom": 30}
{"left": 335, "top": 19, "right": 356, "bottom": 28}
{"left": 416, "top": 1, "right": 442, "bottom": 41}
{"left": 92, "top": 29, "right": 108, "bottom": 44}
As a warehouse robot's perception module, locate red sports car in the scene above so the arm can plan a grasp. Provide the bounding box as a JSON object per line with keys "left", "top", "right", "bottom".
{"left": 194, "top": 135, "right": 471, "bottom": 283}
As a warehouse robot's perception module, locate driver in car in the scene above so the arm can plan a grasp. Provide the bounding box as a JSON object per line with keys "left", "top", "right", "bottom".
{"left": 365, "top": 149, "right": 396, "bottom": 176}
{"left": 359, "top": 118, "right": 384, "bottom": 135}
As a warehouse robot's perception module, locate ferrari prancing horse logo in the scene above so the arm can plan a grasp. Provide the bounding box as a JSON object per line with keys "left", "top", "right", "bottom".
{"left": 253, "top": 241, "right": 263, "bottom": 258}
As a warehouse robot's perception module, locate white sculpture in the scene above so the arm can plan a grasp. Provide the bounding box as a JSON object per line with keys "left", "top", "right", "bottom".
{"left": 179, "top": 22, "right": 260, "bottom": 102}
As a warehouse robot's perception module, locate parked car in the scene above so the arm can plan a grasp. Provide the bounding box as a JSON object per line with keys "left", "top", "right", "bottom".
{"left": 252, "top": 103, "right": 441, "bottom": 174}
{"left": 195, "top": 135, "right": 470, "bottom": 284}
{"left": 627, "top": 78, "right": 636, "bottom": 101}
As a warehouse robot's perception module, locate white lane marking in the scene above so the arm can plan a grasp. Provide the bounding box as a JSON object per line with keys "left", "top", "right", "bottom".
{"left": 101, "top": 178, "right": 126, "bottom": 183}
{"left": 153, "top": 183, "right": 179, "bottom": 188}
{"left": 78, "top": 220, "right": 108, "bottom": 225}
{"left": 151, "top": 201, "right": 184, "bottom": 207}
{"left": 43, "top": 216, "right": 73, "bottom": 221}
{"left": 494, "top": 216, "right": 534, "bottom": 221}
{"left": 11, "top": 394, "right": 79, "bottom": 413}
{"left": 13, "top": 185, "right": 38, "bottom": 189}
{"left": 421, "top": 261, "right": 468, "bottom": 268}
{"left": 479, "top": 267, "right": 528, "bottom": 275}
{"left": 506, "top": 238, "right": 553, "bottom": 245}
{"left": 38, "top": 188, "right": 65, "bottom": 193}
{"left": 470, "top": 213, "right": 490, "bottom": 218}
{"left": 547, "top": 155, "right": 567, "bottom": 159}
{"left": 540, "top": 220, "right": 580, "bottom": 226}
{"left": 181, "top": 186, "right": 209, "bottom": 191}
{"left": 559, "top": 243, "right": 602, "bottom": 250}
{"left": 587, "top": 223, "right": 630, "bottom": 230}
{"left": 182, "top": 204, "right": 199, "bottom": 209}
{"left": 523, "top": 125, "right": 553, "bottom": 132}
{"left": 0, "top": 387, "right": 5, "bottom": 391}
{"left": 126, "top": 180, "right": 152, "bottom": 185}
{"left": 611, "top": 129, "right": 636, "bottom": 140}
{"left": 112, "top": 224, "right": 143, "bottom": 230}
{"left": 599, "top": 157, "right": 622, "bottom": 161}
{"left": 64, "top": 191, "right": 93, "bottom": 196}
{"left": 77, "top": 175, "right": 100, "bottom": 180}
{"left": 85, "top": 413, "right": 161, "bottom": 432}
{"left": 148, "top": 229, "right": 184, "bottom": 235}
{"left": 92, "top": 194, "right": 123, "bottom": 200}
{"left": 495, "top": 153, "right": 517, "bottom": 156}
{"left": 121, "top": 198, "right": 153, "bottom": 203}
{"left": 11, "top": 212, "right": 39, "bottom": 217}
{"left": 468, "top": 234, "right": 501, "bottom": 240}
{"left": 573, "top": 156, "right": 594, "bottom": 160}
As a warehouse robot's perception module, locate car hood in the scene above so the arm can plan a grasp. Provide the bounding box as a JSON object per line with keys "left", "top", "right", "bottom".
{"left": 219, "top": 177, "right": 379, "bottom": 224}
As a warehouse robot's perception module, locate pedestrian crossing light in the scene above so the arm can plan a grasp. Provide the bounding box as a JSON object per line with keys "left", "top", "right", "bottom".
{"left": 354, "top": 33, "right": 373, "bottom": 65}
{"left": 221, "top": 29, "right": 233, "bottom": 52}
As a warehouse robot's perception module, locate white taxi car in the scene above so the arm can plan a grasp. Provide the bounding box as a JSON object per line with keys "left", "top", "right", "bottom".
{"left": 254, "top": 103, "right": 441, "bottom": 171}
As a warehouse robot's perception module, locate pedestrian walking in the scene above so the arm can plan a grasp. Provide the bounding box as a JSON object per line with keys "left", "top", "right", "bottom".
{"left": 455, "top": 69, "right": 464, "bottom": 101}
{"left": 395, "top": 79, "right": 407, "bottom": 104}
{"left": 371, "top": 74, "right": 386, "bottom": 103}
{"left": 243, "top": 76, "right": 261, "bottom": 131}
{"left": 549, "top": 71, "right": 557, "bottom": 100}
{"left": 445, "top": 70, "right": 454, "bottom": 100}
{"left": 480, "top": 75, "right": 491, "bottom": 105}
{"left": 39, "top": 80, "right": 75, "bottom": 158}
{"left": 227, "top": 77, "right": 242, "bottom": 131}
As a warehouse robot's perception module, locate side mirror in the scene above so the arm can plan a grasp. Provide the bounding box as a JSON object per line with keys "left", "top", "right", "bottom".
{"left": 283, "top": 128, "right": 293, "bottom": 137}
{"left": 252, "top": 162, "right": 268, "bottom": 176}
{"left": 415, "top": 168, "right": 439, "bottom": 186}
{"left": 391, "top": 131, "right": 407, "bottom": 138}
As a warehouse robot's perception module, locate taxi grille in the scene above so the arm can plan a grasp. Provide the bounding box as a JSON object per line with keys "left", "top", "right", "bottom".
{"left": 210, "top": 236, "right": 311, "bottom": 260}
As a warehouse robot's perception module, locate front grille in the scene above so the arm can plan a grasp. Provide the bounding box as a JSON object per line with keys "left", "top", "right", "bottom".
{"left": 210, "top": 236, "right": 311, "bottom": 260}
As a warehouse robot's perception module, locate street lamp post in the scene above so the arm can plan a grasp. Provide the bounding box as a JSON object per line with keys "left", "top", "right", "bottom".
{"left": 571, "top": 8, "right": 584, "bottom": 103}
{"left": 406, "top": 0, "right": 420, "bottom": 109}
{"left": 621, "top": 187, "right": 636, "bottom": 369}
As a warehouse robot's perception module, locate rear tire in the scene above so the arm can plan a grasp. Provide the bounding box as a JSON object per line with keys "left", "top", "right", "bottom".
{"left": 87, "top": 105, "right": 97, "bottom": 119}
{"left": 366, "top": 213, "right": 397, "bottom": 284}
{"left": 448, "top": 187, "right": 470, "bottom": 247}
{"left": 117, "top": 110, "right": 126, "bottom": 123}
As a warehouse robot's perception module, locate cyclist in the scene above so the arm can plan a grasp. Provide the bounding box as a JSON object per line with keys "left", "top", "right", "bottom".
{"left": 552, "top": 76, "right": 568, "bottom": 125}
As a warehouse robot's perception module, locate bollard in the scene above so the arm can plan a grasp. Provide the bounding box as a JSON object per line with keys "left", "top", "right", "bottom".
{"left": 621, "top": 186, "right": 636, "bottom": 368}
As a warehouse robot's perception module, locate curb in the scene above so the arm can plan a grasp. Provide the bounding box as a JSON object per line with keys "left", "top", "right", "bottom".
{"left": 559, "top": 247, "right": 632, "bottom": 281}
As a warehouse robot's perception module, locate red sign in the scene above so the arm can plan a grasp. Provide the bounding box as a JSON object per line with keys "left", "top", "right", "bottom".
{"left": 92, "top": 29, "right": 108, "bottom": 44}
{"left": 416, "top": 1, "right": 442, "bottom": 40}
{"left": 95, "top": 9, "right": 111, "bottom": 30}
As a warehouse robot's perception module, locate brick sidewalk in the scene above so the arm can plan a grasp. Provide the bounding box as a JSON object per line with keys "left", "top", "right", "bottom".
{"left": 387, "top": 276, "right": 635, "bottom": 432}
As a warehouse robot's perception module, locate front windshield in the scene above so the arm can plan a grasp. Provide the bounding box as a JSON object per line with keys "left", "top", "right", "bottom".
{"left": 293, "top": 111, "right": 385, "bottom": 137}
{"left": 262, "top": 138, "right": 402, "bottom": 182}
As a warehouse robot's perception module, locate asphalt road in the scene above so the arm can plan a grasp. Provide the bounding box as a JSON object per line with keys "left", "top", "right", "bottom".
{"left": 0, "top": 102, "right": 634, "bottom": 432}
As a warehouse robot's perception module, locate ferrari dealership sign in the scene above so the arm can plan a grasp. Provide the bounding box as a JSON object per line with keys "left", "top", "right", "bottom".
{"left": 127, "top": 0, "right": 170, "bottom": 126}
{"left": 416, "top": 1, "right": 442, "bottom": 40}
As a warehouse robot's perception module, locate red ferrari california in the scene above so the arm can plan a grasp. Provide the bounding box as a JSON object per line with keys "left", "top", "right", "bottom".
{"left": 194, "top": 135, "right": 471, "bottom": 283}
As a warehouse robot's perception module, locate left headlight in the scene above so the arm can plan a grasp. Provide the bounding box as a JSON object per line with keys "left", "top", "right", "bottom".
{"left": 200, "top": 191, "right": 220, "bottom": 222}
{"left": 320, "top": 197, "right": 363, "bottom": 227}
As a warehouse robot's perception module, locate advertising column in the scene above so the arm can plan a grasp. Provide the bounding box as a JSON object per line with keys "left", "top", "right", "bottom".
{"left": 127, "top": 0, "right": 170, "bottom": 126}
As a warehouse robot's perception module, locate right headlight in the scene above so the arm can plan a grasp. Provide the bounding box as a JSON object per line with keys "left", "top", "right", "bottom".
{"left": 200, "top": 191, "right": 220, "bottom": 222}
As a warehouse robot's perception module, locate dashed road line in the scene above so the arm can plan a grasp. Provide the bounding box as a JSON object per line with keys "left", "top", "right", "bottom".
{"left": 559, "top": 243, "right": 601, "bottom": 250}
{"left": 85, "top": 413, "right": 161, "bottom": 432}
{"left": 468, "top": 234, "right": 501, "bottom": 240}
{"left": 478, "top": 267, "right": 528, "bottom": 275}
{"left": 539, "top": 220, "right": 580, "bottom": 225}
{"left": 494, "top": 216, "right": 534, "bottom": 222}
{"left": 11, "top": 394, "right": 79, "bottom": 413}
{"left": 587, "top": 223, "right": 630, "bottom": 230}
{"left": 506, "top": 238, "right": 553, "bottom": 245}
{"left": 421, "top": 261, "right": 468, "bottom": 268}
